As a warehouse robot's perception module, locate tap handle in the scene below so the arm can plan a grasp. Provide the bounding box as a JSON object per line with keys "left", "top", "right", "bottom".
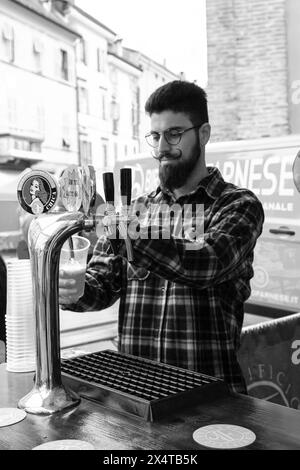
{"left": 102, "top": 172, "right": 115, "bottom": 208}
{"left": 81, "top": 165, "right": 92, "bottom": 215}
{"left": 120, "top": 168, "right": 132, "bottom": 208}
{"left": 88, "top": 165, "right": 97, "bottom": 209}
{"left": 59, "top": 165, "right": 83, "bottom": 212}
{"left": 119, "top": 168, "right": 133, "bottom": 262}
{"left": 102, "top": 171, "right": 119, "bottom": 254}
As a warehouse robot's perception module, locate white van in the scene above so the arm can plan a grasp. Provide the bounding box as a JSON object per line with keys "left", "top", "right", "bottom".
{"left": 115, "top": 135, "right": 300, "bottom": 316}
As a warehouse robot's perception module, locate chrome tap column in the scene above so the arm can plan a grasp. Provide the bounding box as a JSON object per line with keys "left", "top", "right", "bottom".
{"left": 16, "top": 166, "right": 132, "bottom": 415}
{"left": 17, "top": 168, "right": 95, "bottom": 415}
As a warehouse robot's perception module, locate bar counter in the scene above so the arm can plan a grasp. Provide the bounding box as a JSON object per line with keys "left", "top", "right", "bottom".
{"left": 0, "top": 364, "right": 300, "bottom": 450}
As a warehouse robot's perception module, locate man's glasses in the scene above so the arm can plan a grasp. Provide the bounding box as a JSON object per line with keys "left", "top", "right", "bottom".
{"left": 145, "top": 125, "right": 202, "bottom": 148}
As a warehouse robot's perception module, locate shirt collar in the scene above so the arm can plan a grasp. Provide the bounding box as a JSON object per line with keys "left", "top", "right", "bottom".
{"left": 148, "top": 166, "right": 226, "bottom": 201}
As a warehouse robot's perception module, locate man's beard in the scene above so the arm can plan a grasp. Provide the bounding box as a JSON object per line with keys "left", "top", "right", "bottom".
{"left": 159, "top": 141, "right": 201, "bottom": 191}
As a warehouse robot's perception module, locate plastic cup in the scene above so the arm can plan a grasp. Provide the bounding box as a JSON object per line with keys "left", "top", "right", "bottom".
{"left": 5, "top": 315, "right": 34, "bottom": 323}
{"left": 6, "top": 361, "right": 36, "bottom": 373}
{"left": 6, "top": 305, "right": 34, "bottom": 317}
{"left": 60, "top": 235, "right": 90, "bottom": 302}
{"left": 4, "top": 260, "right": 36, "bottom": 373}
{"left": 6, "top": 344, "right": 34, "bottom": 350}
{"left": 6, "top": 320, "right": 36, "bottom": 372}
{"left": 5, "top": 325, "right": 33, "bottom": 334}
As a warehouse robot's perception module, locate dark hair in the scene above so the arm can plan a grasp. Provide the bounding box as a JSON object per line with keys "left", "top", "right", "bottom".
{"left": 32, "top": 177, "right": 48, "bottom": 204}
{"left": 145, "top": 80, "right": 209, "bottom": 126}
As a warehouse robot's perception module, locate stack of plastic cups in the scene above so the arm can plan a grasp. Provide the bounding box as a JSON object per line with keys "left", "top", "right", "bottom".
{"left": 5, "top": 259, "right": 36, "bottom": 373}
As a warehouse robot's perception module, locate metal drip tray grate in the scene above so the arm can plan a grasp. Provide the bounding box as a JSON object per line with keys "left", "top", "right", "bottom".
{"left": 61, "top": 350, "right": 228, "bottom": 421}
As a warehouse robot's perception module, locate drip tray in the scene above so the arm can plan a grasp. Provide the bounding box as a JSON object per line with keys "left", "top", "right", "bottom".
{"left": 61, "top": 350, "right": 228, "bottom": 421}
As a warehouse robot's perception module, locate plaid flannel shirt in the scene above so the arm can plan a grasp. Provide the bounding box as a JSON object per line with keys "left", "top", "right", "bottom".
{"left": 63, "top": 166, "right": 264, "bottom": 393}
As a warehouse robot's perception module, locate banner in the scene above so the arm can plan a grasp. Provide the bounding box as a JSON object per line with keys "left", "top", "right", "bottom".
{"left": 238, "top": 313, "right": 300, "bottom": 409}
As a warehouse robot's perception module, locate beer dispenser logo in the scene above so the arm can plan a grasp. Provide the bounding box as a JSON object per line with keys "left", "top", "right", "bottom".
{"left": 17, "top": 170, "right": 58, "bottom": 215}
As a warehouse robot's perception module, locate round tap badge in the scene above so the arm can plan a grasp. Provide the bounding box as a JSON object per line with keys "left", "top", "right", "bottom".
{"left": 17, "top": 170, "right": 58, "bottom": 215}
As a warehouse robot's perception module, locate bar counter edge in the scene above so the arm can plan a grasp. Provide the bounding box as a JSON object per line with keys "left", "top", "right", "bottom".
{"left": 0, "top": 364, "right": 300, "bottom": 450}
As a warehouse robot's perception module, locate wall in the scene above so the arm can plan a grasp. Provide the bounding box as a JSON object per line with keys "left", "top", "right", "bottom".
{"left": 206, "top": 0, "right": 290, "bottom": 142}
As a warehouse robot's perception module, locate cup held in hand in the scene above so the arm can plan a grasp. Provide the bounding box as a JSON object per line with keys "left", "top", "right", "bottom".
{"left": 60, "top": 235, "right": 90, "bottom": 302}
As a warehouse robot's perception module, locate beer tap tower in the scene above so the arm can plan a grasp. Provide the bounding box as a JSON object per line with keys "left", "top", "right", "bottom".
{"left": 16, "top": 165, "right": 132, "bottom": 415}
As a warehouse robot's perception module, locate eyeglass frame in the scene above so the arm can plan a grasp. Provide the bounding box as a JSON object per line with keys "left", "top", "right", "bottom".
{"left": 144, "top": 124, "right": 203, "bottom": 148}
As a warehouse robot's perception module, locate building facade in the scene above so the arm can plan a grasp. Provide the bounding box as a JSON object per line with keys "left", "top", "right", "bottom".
{"left": 107, "top": 41, "right": 142, "bottom": 165}
{"left": 123, "top": 47, "right": 180, "bottom": 154}
{"left": 0, "top": 0, "right": 181, "bottom": 223}
{"left": 0, "top": 0, "right": 79, "bottom": 167}
{"left": 0, "top": 0, "right": 181, "bottom": 173}
{"left": 68, "top": 4, "right": 116, "bottom": 172}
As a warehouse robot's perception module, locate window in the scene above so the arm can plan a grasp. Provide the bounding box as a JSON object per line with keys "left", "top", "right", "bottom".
{"left": 60, "top": 49, "right": 69, "bottom": 80}
{"left": 78, "top": 38, "right": 87, "bottom": 65}
{"left": 2, "top": 23, "right": 14, "bottom": 62}
{"left": 62, "top": 112, "right": 71, "bottom": 149}
{"left": 97, "top": 48, "right": 106, "bottom": 72}
{"left": 99, "top": 92, "right": 107, "bottom": 120}
{"left": 111, "top": 99, "right": 120, "bottom": 135}
{"left": 78, "top": 86, "right": 89, "bottom": 114}
{"left": 80, "top": 140, "right": 92, "bottom": 165}
{"left": 102, "top": 94, "right": 107, "bottom": 120}
{"left": 33, "top": 38, "right": 43, "bottom": 73}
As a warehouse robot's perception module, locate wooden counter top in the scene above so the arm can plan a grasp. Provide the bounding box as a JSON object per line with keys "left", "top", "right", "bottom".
{"left": 0, "top": 363, "right": 300, "bottom": 450}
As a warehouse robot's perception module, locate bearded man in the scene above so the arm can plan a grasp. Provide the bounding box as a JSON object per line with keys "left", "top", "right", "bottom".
{"left": 59, "top": 80, "right": 264, "bottom": 394}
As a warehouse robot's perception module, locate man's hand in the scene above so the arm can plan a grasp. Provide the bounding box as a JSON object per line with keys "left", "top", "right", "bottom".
{"left": 59, "top": 269, "right": 82, "bottom": 305}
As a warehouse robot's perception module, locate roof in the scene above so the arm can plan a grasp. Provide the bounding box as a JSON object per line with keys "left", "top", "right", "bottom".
{"left": 10, "top": 0, "right": 80, "bottom": 37}
{"left": 123, "top": 47, "right": 180, "bottom": 78}
{"left": 108, "top": 51, "right": 142, "bottom": 72}
{"left": 72, "top": 4, "right": 117, "bottom": 36}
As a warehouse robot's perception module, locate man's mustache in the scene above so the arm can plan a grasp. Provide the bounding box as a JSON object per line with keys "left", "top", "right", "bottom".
{"left": 152, "top": 149, "right": 182, "bottom": 161}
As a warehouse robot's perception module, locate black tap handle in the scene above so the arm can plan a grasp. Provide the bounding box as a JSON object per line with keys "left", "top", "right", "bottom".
{"left": 102, "top": 171, "right": 119, "bottom": 253}
{"left": 120, "top": 168, "right": 132, "bottom": 207}
{"left": 102, "top": 172, "right": 115, "bottom": 206}
{"left": 119, "top": 167, "right": 133, "bottom": 262}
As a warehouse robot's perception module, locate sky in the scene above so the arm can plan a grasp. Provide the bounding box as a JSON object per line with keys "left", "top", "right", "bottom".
{"left": 75, "top": 0, "right": 207, "bottom": 86}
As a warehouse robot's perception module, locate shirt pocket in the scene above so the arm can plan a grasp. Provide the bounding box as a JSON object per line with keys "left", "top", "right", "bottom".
{"left": 127, "top": 262, "right": 150, "bottom": 281}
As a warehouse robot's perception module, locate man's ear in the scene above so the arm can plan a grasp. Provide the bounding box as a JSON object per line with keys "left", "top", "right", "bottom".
{"left": 199, "top": 123, "right": 211, "bottom": 146}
